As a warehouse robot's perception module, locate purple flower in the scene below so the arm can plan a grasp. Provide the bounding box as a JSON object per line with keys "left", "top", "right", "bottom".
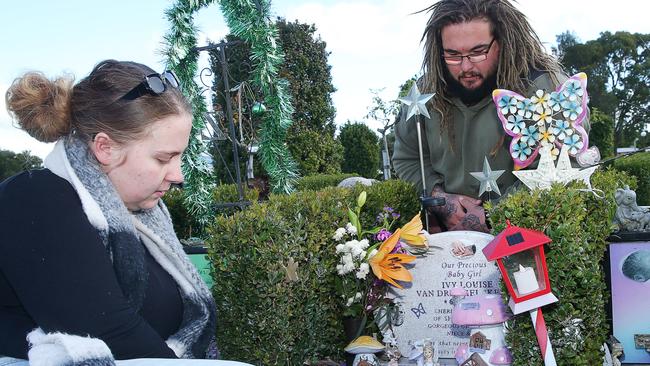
{"left": 375, "top": 228, "right": 392, "bottom": 241}
{"left": 383, "top": 206, "right": 394, "bottom": 213}
{"left": 391, "top": 212, "right": 401, "bottom": 219}
{"left": 390, "top": 241, "right": 404, "bottom": 254}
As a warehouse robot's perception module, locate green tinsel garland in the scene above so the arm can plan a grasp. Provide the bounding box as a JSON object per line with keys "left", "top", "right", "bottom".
{"left": 218, "top": 0, "right": 298, "bottom": 194}
{"left": 162, "top": 0, "right": 215, "bottom": 226}
{"left": 162, "top": 0, "right": 298, "bottom": 228}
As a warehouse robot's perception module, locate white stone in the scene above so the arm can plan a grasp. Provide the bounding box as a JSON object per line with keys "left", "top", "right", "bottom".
{"left": 386, "top": 231, "right": 502, "bottom": 360}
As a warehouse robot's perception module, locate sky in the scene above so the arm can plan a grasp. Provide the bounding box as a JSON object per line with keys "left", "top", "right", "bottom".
{"left": 1, "top": 0, "right": 649, "bottom": 158}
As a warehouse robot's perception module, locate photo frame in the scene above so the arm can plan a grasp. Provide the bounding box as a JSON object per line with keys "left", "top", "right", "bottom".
{"left": 607, "top": 239, "right": 650, "bottom": 364}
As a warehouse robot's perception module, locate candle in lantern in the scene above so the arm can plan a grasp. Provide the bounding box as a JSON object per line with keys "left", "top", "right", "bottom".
{"left": 513, "top": 264, "right": 539, "bottom": 295}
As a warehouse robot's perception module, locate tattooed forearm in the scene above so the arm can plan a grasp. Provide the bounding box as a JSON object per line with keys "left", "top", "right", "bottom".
{"left": 443, "top": 201, "right": 457, "bottom": 219}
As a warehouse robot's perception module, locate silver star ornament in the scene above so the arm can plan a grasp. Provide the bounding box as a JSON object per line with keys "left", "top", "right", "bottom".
{"left": 470, "top": 157, "right": 505, "bottom": 197}
{"left": 513, "top": 144, "right": 598, "bottom": 191}
{"left": 399, "top": 83, "right": 434, "bottom": 120}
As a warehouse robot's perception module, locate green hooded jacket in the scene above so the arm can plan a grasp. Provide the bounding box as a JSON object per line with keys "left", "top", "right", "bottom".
{"left": 393, "top": 72, "right": 590, "bottom": 199}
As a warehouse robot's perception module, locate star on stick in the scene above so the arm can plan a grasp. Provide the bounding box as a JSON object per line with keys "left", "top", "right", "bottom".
{"left": 399, "top": 83, "right": 434, "bottom": 120}
{"left": 470, "top": 157, "right": 505, "bottom": 197}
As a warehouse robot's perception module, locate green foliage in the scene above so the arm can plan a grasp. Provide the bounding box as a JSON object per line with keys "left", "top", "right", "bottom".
{"left": 163, "top": 184, "right": 259, "bottom": 239}
{"left": 206, "top": 180, "right": 418, "bottom": 364}
{"left": 0, "top": 149, "right": 43, "bottom": 182}
{"left": 486, "top": 169, "right": 634, "bottom": 365}
{"left": 339, "top": 122, "right": 380, "bottom": 178}
{"left": 163, "top": 0, "right": 216, "bottom": 227}
{"left": 286, "top": 127, "right": 343, "bottom": 175}
{"left": 277, "top": 18, "right": 336, "bottom": 136}
{"left": 212, "top": 182, "right": 260, "bottom": 204}
{"left": 295, "top": 173, "right": 357, "bottom": 192}
{"left": 162, "top": 189, "right": 196, "bottom": 239}
{"left": 210, "top": 18, "right": 338, "bottom": 178}
{"left": 218, "top": 0, "right": 299, "bottom": 194}
{"left": 588, "top": 108, "right": 615, "bottom": 158}
{"left": 558, "top": 31, "right": 650, "bottom": 148}
{"left": 614, "top": 152, "right": 650, "bottom": 205}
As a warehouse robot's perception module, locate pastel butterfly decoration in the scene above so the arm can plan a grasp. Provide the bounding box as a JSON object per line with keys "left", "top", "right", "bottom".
{"left": 492, "top": 73, "right": 589, "bottom": 170}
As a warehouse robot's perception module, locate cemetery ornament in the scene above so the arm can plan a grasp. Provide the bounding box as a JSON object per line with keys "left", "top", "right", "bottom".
{"left": 493, "top": 73, "right": 589, "bottom": 170}
{"left": 398, "top": 83, "right": 444, "bottom": 229}
{"left": 451, "top": 288, "right": 512, "bottom": 366}
{"left": 399, "top": 83, "right": 434, "bottom": 120}
{"left": 483, "top": 221, "right": 558, "bottom": 365}
{"left": 470, "top": 157, "right": 505, "bottom": 197}
{"left": 251, "top": 101, "right": 266, "bottom": 116}
{"left": 345, "top": 336, "right": 384, "bottom": 366}
{"left": 512, "top": 144, "right": 597, "bottom": 191}
{"left": 613, "top": 185, "right": 650, "bottom": 232}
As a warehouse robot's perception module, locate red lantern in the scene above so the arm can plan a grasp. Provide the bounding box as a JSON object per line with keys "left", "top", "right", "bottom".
{"left": 482, "top": 220, "right": 558, "bottom": 315}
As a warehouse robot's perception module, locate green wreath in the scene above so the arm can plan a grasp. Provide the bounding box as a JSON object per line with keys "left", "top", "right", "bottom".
{"left": 162, "top": 0, "right": 298, "bottom": 225}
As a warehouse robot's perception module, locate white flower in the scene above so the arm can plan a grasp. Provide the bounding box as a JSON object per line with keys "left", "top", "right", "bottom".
{"left": 349, "top": 241, "right": 365, "bottom": 259}
{"left": 356, "top": 263, "right": 370, "bottom": 279}
{"left": 336, "top": 264, "right": 346, "bottom": 275}
{"left": 346, "top": 223, "right": 358, "bottom": 235}
{"left": 359, "top": 239, "right": 369, "bottom": 249}
{"left": 335, "top": 244, "right": 345, "bottom": 253}
{"left": 333, "top": 227, "right": 346, "bottom": 241}
{"left": 346, "top": 296, "right": 355, "bottom": 307}
{"left": 346, "top": 293, "right": 362, "bottom": 307}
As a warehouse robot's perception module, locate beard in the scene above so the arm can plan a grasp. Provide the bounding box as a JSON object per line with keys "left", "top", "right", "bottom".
{"left": 444, "top": 68, "right": 497, "bottom": 106}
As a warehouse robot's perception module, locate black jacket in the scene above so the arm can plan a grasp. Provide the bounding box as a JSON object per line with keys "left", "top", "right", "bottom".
{"left": 0, "top": 169, "right": 181, "bottom": 359}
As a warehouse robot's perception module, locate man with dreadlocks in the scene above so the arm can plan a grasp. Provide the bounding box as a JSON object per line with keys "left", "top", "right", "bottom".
{"left": 393, "top": 0, "right": 587, "bottom": 232}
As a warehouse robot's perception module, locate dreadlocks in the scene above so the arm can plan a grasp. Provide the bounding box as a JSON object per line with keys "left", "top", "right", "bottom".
{"left": 420, "top": 0, "right": 564, "bottom": 145}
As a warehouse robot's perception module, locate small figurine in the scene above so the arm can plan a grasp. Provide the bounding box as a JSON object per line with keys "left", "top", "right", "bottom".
{"left": 345, "top": 336, "right": 384, "bottom": 366}
{"left": 614, "top": 186, "right": 650, "bottom": 232}
{"left": 408, "top": 339, "right": 425, "bottom": 366}
{"left": 353, "top": 353, "right": 379, "bottom": 366}
{"left": 383, "top": 333, "right": 402, "bottom": 366}
{"left": 422, "top": 338, "right": 440, "bottom": 366}
{"left": 603, "top": 335, "right": 624, "bottom": 366}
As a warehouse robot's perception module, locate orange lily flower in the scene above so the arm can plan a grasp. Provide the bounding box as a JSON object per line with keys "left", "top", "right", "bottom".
{"left": 400, "top": 213, "right": 427, "bottom": 248}
{"left": 369, "top": 228, "right": 416, "bottom": 289}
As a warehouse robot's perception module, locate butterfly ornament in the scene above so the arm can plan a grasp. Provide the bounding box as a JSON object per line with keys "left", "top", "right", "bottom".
{"left": 493, "top": 73, "right": 589, "bottom": 170}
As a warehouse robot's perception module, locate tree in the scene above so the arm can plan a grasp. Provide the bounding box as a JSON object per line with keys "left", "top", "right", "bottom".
{"left": 588, "top": 108, "right": 615, "bottom": 158}
{"left": 208, "top": 18, "right": 340, "bottom": 178}
{"left": 365, "top": 77, "right": 419, "bottom": 180}
{"left": 366, "top": 88, "right": 400, "bottom": 180}
{"left": 277, "top": 18, "right": 337, "bottom": 136}
{"left": 338, "top": 122, "right": 380, "bottom": 178}
{"left": 558, "top": 31, "right": 650, "bottom": 148}
{"left": 0, "top": 149, "right": 43, "bottom": 182}
{"left": 286, "top": 127, "right": 343, "bottom": 175}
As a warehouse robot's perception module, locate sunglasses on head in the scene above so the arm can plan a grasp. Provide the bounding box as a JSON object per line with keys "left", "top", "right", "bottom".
{"left": 121, "top": 70, "right": 180, "bottom": 100}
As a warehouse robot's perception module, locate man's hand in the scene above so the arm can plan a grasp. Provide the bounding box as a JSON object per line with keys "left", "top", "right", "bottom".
{"left": 429, "top": 185, "right": 489, "bottom": 232}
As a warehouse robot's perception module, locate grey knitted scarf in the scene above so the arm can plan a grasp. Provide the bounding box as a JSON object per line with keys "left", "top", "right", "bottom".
{"left": 32, "top": 136, "right": 218, "bottom": 365}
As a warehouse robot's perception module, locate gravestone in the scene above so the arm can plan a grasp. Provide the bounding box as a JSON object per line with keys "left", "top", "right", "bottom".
{"left": 387, "top": 231, "right": 502, "bottom": 360}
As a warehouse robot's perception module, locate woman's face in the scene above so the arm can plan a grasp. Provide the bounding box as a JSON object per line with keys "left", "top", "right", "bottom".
{"left": 104, "top": 112, "right": 192, "bottom": 211}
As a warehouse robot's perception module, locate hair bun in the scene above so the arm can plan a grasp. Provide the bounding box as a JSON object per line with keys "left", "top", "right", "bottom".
{"left": 5, "top": 72, "right": 74, "bottom": 142}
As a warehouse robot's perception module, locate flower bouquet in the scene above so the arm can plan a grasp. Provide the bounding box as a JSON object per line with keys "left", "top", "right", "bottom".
{"left": 333, "top": 191, "right": 429, "bottom": 337}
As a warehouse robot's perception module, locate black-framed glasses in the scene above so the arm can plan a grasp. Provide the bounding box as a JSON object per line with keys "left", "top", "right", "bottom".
{"left": 121, "top": 70, "right": 180, "bottom": 100}
{"left": 443, "top": 38, "right": 496, "bottom": 65}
